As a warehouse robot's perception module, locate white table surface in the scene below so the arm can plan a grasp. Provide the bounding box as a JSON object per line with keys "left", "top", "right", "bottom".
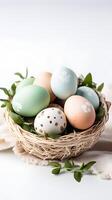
{"left": 0, "top": 1, "right": 112, "bottom": 199}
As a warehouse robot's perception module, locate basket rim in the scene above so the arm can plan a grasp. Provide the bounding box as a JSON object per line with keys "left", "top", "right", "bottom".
{"left": 5, "top": 95, "right": 110, "bottom": 142}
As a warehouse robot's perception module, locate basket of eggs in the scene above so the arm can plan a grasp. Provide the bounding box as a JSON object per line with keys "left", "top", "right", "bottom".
{"left": 1, "top": 67, "right": 110, "bottom": 161}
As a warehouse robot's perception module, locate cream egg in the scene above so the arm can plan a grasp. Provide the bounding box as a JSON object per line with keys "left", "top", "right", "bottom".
{"left": 33, "top": 72, "right": 56, "bottom": 102}
{"left": 64, "top": 95, "right": 96, "bottom": 130}
{"left": 34, "top": 107, "right": 67, "bottom": 136}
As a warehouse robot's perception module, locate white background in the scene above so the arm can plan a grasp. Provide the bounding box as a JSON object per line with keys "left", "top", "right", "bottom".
{"left": 0, "top": 0, "right": 112, "bottom": 199}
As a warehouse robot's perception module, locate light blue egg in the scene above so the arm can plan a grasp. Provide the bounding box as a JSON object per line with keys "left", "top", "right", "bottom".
{"left": 16, "top": 77, "right": 35, "bottom": 92}
{"left": 51, "top": 67, "right": 78, "bottom": 100}
{"left": 76, "top": 86, "right": 100, "bottom": 110}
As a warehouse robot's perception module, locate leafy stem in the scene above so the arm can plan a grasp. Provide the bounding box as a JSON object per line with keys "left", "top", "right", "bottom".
{"left": 14, "top": 67, "right": 28, "bottom": 79}
{"left": 49, "top": 160, "right": 96, "bottom": 182}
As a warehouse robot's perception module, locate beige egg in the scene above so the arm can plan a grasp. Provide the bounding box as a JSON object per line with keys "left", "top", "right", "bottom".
{"left": 64, "top": 95, "right": 96, "bottom": 130}
{"left": 33, "top": 72, "right": 56, "bottom": 102}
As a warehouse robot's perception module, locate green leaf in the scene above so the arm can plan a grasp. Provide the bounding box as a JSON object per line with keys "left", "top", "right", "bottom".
{"left": 25, "top": 67, "right": 28, "bottom": 78}
{"left": 0, "top": 100, "right": 13, "bottom": 110}
{"left": 0, "top": 87, "right": 11, "bottom": 97}
{"left": 14, "top": 72, "right": 25, "bottom": 79}
{"left": 80, "top": 161, "right": 96, "bottom": 171}
{"left": 22, "top": 124, "right": 31, "bottom": 132}
{"left": 80, "top": 163, "right": 85, "bottom": 170}
{"left": 0, "top": 99, "right": 9, "bottom": 102}
{"left": 49, "top": 162, "right": 61, "bottom": 168}
{"left": 96, "top": 106, "right": 105, "bottom": 120}
{"left": 97, "top": 83, "right": 104, "bottom": 92}
{"left": 91, "top": 82, "right": 97, "bottom": 89}
{"left": 9, "top": 112, "right": 24, "bottom": 125}
{"left": 64, "top": 160, "right": 73, "bottom": 171}
{"left": 1, "top": 103, "right": 6, "bottom": 107}
{"left": 10, "top": 83, "right": 16, "bottom": 96}
{"left": 48, "top": 133, "right": 61, "bottom": 139}
{"left": 74, "top": 171, "right": 83, "bottom": 182}
{"left": 82, "top": 73, "right": 92, "bottom": 87}
{"left": 52, "top": 167, "right": 61, "bottom": 175}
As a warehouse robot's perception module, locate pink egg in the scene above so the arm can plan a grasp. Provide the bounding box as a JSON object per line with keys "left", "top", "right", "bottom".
{"left": 64, "top": 95, "right": 96, "bottom": 130}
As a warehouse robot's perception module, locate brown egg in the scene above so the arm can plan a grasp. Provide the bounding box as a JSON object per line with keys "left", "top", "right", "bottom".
{"left": 33, "top": 72, "right": 56, "bottom": 102}
{"left": 64, "top": 95, "right": 96, "bottom": 130}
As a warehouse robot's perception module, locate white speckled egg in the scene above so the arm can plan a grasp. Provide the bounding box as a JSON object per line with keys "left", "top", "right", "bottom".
{"left": 34, "top": 107, "right": 67, "bottom": 136}
{"left": 51, "top": 67, "right": 78, "bottom": 100}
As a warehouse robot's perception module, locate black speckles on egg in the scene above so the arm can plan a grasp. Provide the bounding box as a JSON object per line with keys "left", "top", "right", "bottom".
{"left": 60, "top": 126, "right": 64, "bottom": 132}
{"left": 34, "top": 107, "right": 67, "bottom": 135}
{"left": 41, "top": 111, "right": 45, "bottom": 116}
{"left": 55, "top": 122, "right": 58, "bottom": 126}
{"left": 58, "top": 111, "right": 61, "bottom": 115}
{"left": 39, "top": 129, "right": 43, "bottom": 133}
{"left": 64, "top": 123, "right": 66, "bottom": 127}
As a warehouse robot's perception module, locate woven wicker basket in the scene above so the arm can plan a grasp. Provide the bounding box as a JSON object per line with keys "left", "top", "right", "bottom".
{"left": 5, "top": 96, "right": 110, "bottom": 161}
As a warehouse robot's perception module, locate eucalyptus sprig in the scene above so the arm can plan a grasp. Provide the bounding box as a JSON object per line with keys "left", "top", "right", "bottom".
{"left": 49, "top": 160, "right": 96, "bottom": 182}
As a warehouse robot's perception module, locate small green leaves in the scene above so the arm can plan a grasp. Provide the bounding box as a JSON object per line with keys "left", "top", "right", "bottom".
{"left": 80, "top": 73, "right": 104, "bottom": 92}
{"left": 49, "top": 162, "right": 61, "bottom": 168}
{"left": 10, "top": 83, "right": 16, "bottom": 96}
{"left": 82, "top": 73, "right": 92, "bottom": 87}
{"left": 0, "top": 99, "right": 13, "bottom": 110}
{"left": 49, "top": 160, "right": 96, "bottom": 182}
{"left": 74, "top": 171, "right": 83, "bottom": 182}
{"left": 9, "top": 111, "right": 24, "bottom": 125}
{"left": 80, "top": 161, "right": 96, "bottom": 171}
{"left": 15, "top": 68, "right": 29, "bottom": 79}
{"left": 97, "top": 83, "right": 104, "bottom": 92}
{"left": 0, "top": 87, "right": 11, "bottom": 97}
{"left": 14, "top": 72, "right": 25, "bottom": 79}
{"left": 49, "top": 162, "right": 61, "bottom": 175}
{"left": 64, "top": 160, "right": 74, "bottom": 171}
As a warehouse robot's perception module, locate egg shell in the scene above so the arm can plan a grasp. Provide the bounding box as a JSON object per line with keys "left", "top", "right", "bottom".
{"left": 51, "top": 67, "right": 78, "bottom": 100}
{"left": 49, "top": 103, "right": 64, "bottom": 111}
{"left": 16, "top": 77, "right": 35, "bottom": 92}
{"left": 34, "top": 107, "right": 67, "bottom": 136}
{"left": 12, "top": 85, "right": 50, "bottom": 117}
{"left": 64, "top": 95, "right": 96, "bottom": 130}
{"left": 77, "top": 86, "right": 100, "bottom": 110}
{"left": 33, "top": 72, "right": 56, "bottom": 102}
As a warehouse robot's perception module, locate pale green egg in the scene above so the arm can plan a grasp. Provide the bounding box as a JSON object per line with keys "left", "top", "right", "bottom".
{"left": 12, "top": 85, "right": 50, "bottom": 117}
{"left": 16, "top": 77, "right": 35, "bottom": 92}
{"left": 76, "top": 86, "right": 100, "bottom": 110}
